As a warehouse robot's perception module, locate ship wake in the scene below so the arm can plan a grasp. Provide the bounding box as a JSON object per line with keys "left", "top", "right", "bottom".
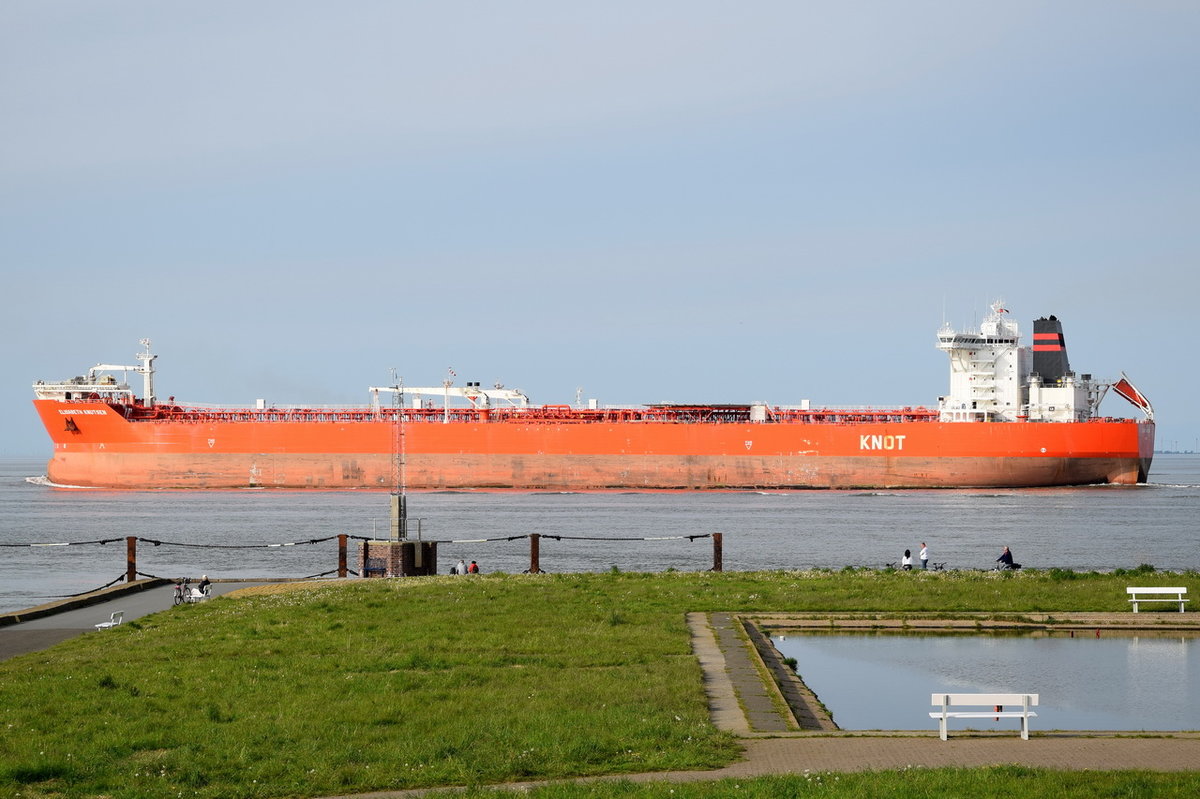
{"left": 25, "top": 475, "right": 92, "bottom": 489}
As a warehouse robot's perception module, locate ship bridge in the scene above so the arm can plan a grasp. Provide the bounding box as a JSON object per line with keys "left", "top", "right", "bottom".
{"left": 936, "top": 302, "right": 1025, "bottom": 422}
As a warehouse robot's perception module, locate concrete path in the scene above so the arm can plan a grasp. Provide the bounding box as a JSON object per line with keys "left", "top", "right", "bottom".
{"left": 0, "top": 580, "right": 265, "bottom": 661}
{"left": 705, "top": 612, "right": 793, "bottom": 732}
{"left": 722, "top": 735, "right": 1200, "bottom": 773}
{"left": 322, "top": 737, "right": 1200, "bottom": 799}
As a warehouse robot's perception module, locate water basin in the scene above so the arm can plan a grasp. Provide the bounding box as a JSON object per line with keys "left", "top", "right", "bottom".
{"left": 773, "top": 631, "right": 1200, "bottom": 732}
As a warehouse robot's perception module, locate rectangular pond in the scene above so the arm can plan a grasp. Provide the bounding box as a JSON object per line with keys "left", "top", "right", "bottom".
{"left": 772, "top": 631, "right": 1199, "bottom": 732}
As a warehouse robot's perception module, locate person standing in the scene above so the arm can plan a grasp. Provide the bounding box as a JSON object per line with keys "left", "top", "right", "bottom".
{"left": 919, "top": 542, "right": 929, "bottom": 570}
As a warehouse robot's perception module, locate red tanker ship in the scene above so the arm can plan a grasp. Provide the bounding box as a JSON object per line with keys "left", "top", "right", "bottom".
{"left": 32, "top": 304, "right": 1155, "bottom": 489}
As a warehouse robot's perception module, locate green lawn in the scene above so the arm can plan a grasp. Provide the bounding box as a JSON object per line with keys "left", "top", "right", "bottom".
{"left": 1, "top": 568, "right": 1197, "bottom": 798}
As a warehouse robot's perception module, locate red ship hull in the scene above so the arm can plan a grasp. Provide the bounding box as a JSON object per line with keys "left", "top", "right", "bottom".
{"left": 33, "top": 400, "right": 1154, "bottom": 489}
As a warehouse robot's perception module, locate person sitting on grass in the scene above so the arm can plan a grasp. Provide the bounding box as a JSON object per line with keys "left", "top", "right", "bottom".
{"left": 996, "top": 547, "right": 1021, "bottom": 570}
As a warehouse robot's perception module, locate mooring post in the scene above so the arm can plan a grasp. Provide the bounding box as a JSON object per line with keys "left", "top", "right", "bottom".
{"left": 529, "top": 533, "right": 541, "bottom": 574}
{"left": 337, "top": 534, "right": 348, "bottom": 578}
{"left": 126, "top": 536, "right": 137, "bottom": 583}
{"left": 712, "top": 532, "right": 723, "bottom": 572}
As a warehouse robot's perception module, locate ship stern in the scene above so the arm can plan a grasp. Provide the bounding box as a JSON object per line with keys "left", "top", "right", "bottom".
{"left": 1137, "top": 421, "right": 1156, "bottom": 483}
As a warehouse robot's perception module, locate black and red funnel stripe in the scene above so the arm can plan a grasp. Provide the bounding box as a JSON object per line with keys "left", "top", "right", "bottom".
{"left": 1032, "top": 316, "right": 1070, "bottom": 381}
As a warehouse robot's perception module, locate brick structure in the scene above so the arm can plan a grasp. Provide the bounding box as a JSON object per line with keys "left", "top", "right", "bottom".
{"left": 358, "top": 540, "right": 438, "bottom": 577}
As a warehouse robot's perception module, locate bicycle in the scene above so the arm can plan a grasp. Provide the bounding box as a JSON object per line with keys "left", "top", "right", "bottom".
{"left": 172, "top": 577, "right": 191, "bottom": 606}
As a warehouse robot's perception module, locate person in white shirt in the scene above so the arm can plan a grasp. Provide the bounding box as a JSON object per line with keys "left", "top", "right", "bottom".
{"left": 919, "top": 543, "right": 929, "bottom": 570}
{"left": 901, "top": 549, "right": 913, "bottom": 570}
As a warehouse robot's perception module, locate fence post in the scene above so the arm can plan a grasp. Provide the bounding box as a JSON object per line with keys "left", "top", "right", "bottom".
{"left": 126, "top": 536, "right": 137, "bottom": 582}
{"left": 711, "top": 533, "right": 723, "bottom": 572}
{"left": 528, "top": 534, "right": 541, "bottom": 574}
{"left": 361, "top": 540, "right": 370, "bottom": 578}
{"left": 337, "top": 534, "right": 348, "bottom": 578}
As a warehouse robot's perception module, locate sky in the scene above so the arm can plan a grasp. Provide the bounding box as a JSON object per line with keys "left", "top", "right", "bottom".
{"left": 2, "top": 1, "right": 1197, "bottom": 459}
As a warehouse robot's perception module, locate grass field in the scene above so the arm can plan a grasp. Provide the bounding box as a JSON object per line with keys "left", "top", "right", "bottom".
{"left": 1, "top": 568, "right": 1197, "bottom": 798}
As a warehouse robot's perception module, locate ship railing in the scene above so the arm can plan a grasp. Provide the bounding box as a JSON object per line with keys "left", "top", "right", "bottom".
{"left": 168, "top": 401, "right": 376, "bottom": 410}
{"left": 769, "top": 407, "right": 939, "bottom": 424}
{"left": 159, "top": 400, "right": 938, "bottom": 412}
{"left": 34, "top": 386, "right": 136, "bottom": 400}
{"left": 773, "top": 404, "right": 935, "bottom": 412}
{"left": 128, "top": 403, "right": 941, "bottom": 424}
{"left": 124, "top": 402, "right": 1135, "bottom": 425}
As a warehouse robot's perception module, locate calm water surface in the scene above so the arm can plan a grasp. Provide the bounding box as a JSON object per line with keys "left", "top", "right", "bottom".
{"left": 1, "top": 455, "right": 1198, "bottom": 613}
{"left": 774, "top": 632, "right": 1200, "bottom": 731}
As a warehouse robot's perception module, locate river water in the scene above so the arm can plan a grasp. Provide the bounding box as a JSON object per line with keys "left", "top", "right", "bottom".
{"left": 1, "top": 455, "right": 1198, "bottom": 614}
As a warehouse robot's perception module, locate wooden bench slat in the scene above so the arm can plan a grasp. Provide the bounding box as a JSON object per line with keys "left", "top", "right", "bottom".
{"left": 929, "top": 711, "right": 1038, "bottom": 719}
{"left": 931, "top": 693, "right": 1038, "bottom": 706}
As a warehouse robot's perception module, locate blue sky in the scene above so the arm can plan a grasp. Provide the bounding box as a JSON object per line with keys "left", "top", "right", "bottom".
{"left": 2, "top": 2, "right": 1196, "bottom": 458}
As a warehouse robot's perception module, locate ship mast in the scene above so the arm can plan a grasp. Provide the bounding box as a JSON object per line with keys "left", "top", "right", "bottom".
{"left": 76, "top": 338, "right": 157, "bottom": 405}
{"left": 366, "top": 373, "right": 529, "bottom": 541}
{"left": 390, "top": 368, "right": 408, "bottom": 541}
{"left": 136, "top": 339, "right": 156, "bottom": 406}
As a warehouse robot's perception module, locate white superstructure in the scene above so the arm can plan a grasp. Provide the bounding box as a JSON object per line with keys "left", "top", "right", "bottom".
{"left": 936, "top": 302, "right": 1105, "bottom": 423}
{"left": 32, "top": 339, "right": 157, "bottom": 405}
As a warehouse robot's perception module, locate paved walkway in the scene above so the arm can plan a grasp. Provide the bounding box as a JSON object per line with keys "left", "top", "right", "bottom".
{"left": 0, "top": 580, "right": 267, "bottom": 661}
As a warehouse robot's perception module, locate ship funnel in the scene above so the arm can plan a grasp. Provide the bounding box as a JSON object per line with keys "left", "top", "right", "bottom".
{"left": 1032, "top": 316, "right": 1071, "bottom": 383}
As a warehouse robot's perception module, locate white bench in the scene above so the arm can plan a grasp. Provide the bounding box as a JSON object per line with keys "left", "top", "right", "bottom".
{"left": 930, "top": 693, "right": 1038, "bottom": 740}
{"left": 1127, "top": 586, "right": 1188, "bottom": 613}
{"left": 185, "top": 587, "right": 209, "bottom": 603}
{"left": 95, "top": 611, "right": 123, "bottom": 630}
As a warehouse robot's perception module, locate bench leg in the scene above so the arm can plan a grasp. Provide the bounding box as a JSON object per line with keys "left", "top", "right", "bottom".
{"left": 1132, "top": 602, "right": 1139, "bottom": 613}
{"left": 1021, "top": 715, "right": 1029, "bottom": 741}
{"left": 940, "top": 716, "right": 947, "bottom": 741}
